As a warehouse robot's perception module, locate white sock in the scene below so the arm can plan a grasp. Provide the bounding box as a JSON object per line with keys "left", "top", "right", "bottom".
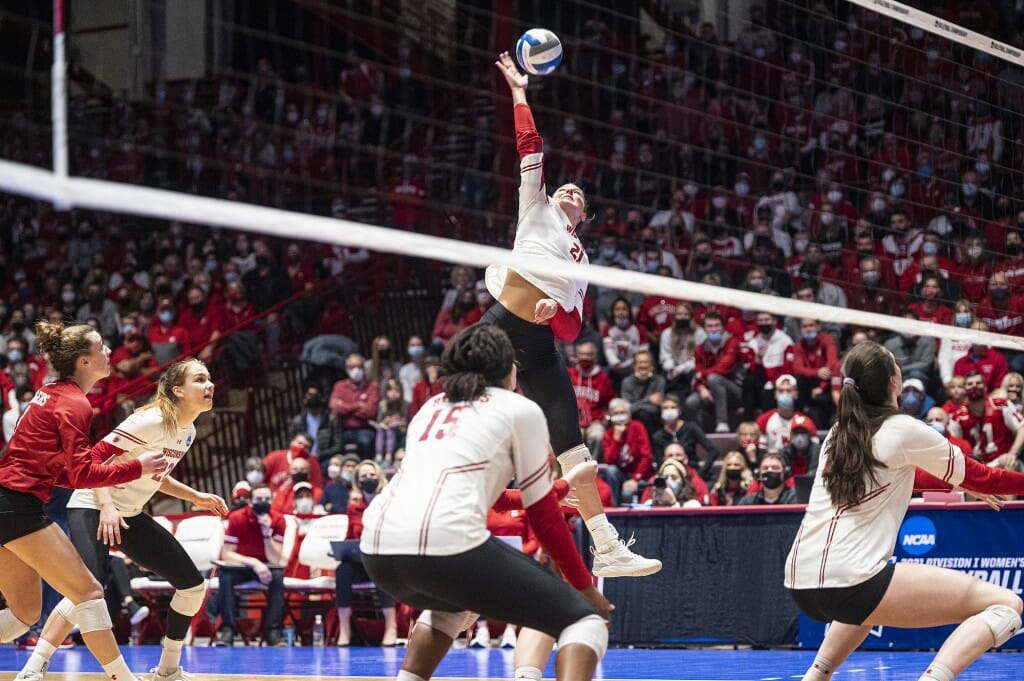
{"left": 919, "top": 661, "right": 955, "bottom": 681}
{"left": 157, "top": 637, "right": 185, "bottom": 676}
{"left": 514, "top": 665, "right": 543, "bottom": 681}
{"left": 0, "top": 608, "right": 31, "bottom": 643}
{"left": 23, "top": 639, "right": 58, "bottom": 674}
{"left": 803, "top": 654, "right": 834, "bottom": 681}
{"left": 102, "top": 655, "right": 134, "bottom": 681}
{"left": 396, "top": 671, "right": 427, "bottom": 681}
{"left": 585, "top": 513, "right": 617, "bottom": 547}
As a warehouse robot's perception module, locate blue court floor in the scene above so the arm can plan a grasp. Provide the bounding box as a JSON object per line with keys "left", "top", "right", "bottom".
{"left": 1, "top": 645, "right": 1023, "bottom": 680}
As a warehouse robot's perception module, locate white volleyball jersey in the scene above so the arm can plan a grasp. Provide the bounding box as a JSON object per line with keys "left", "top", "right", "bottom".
{"left": 360, "top": 387, "right": 552, "bottom": 556}
{"left": 485, "top": 150, "right": 588, "bottom": 320}
{"left": 785, "top": 415, "right": 965, "bottom": 590}
{"left": 68, "top": 408, "right": 195, "bottom": 517}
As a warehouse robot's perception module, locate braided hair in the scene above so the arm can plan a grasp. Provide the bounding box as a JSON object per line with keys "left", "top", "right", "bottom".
{"left": 441, "top": 324, "right": 515, "bottom": 403}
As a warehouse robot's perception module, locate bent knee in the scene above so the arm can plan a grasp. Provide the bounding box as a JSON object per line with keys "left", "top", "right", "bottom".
{"left": 68, "top": 578, "right": 105, "bottom": 604}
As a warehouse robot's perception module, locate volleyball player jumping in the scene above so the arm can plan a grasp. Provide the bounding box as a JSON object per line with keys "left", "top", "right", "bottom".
{"left": 17, "top": 358, "right": 228, "bottom": 681}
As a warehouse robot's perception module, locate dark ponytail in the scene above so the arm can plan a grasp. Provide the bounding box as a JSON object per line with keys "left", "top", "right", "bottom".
{"left": 441, "top": 324, "right": 516, "bottom": 403}
{"left": 823, "top": 341, "right": 897, "bottom": 507}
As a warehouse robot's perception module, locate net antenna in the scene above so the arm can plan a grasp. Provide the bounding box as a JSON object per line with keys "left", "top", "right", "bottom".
{"left": 51, "top": 0, "right": 70, "bottom": 209}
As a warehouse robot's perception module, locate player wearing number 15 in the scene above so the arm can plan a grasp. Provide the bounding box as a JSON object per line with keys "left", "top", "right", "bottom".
{"left": 0, "top": 321, "right": 167, "bottom": 681}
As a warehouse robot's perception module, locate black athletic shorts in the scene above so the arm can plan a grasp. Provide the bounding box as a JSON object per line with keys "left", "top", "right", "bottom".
{"left": 363, "top": 536, "right": 598, "bottom": 640}
{"left": 788, "top": 562, "right": 896, "bottom": 625}
{"left": 480, "top": 302, "right": 584, "bottom": 455}
{"left": 0, "top": 485, "right": 53, "bottom": 545}
{"left": 68, "top": 508, "right": 204, "bottom": 590}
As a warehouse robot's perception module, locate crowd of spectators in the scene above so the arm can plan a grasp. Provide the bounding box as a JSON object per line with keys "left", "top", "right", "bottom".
{"left": 5, "top": 2, "right": 1024, "bottom": 507}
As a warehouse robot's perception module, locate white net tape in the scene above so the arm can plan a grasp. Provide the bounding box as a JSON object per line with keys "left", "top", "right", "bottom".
{"left": 1, "top": 156, "right": 1021, "bottom": 353}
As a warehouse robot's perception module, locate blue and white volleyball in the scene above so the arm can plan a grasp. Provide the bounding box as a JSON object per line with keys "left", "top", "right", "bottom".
{"left": 515, "top": 28, "right": 563, "bottom": 76}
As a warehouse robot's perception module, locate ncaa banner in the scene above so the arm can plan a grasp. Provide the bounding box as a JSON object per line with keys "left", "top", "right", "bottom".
{"left": 798, "top": 505, "right": 1024, "bottom": 650}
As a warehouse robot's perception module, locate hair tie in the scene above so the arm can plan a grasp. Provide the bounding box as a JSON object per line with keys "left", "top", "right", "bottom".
{"left": 843, "top": 377, "right": 856, "bottom": 387}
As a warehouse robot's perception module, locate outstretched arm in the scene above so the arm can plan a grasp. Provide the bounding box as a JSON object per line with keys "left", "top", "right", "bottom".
{"left": 495, "top": 51, "right": 528, "bottom": 106}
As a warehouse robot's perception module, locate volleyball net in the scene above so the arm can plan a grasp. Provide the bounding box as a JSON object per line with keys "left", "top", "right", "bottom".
{"left": 1, "top": 0, "right": 1024, "bottom": 353}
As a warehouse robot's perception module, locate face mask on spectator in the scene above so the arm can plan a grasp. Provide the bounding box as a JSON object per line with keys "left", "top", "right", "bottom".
{"left": 327, "top": 464, "right": 341, "bottom": 479}
{"left": 757, "top": 323, "right": 775, "bottom": 336}
{"left": 754, "top": 47, "right": 766, "bottom": 59}
{"left": 661, "top": 408, "right": 679, "bottom": 423}
{"left": 976, "top": 162, "right": 990, "bottom": 175}
{"left": 929, "top": 421, "right": 946, "bottom": 435}
{"left": 900, "top": 391, "right": 922, "bottom": 413}
{"left": 7, "top": 350, "right": 23, "bottom": 363}
{"left": 861, "top": 271, "right": 880, "bottom": 287}
{"left": 725, "top": 468, "right": 742, "bottom": 481}
{"left": 705, "top": 330, "right": 724, "bottom": 344}
{"left": 158, "top": 310, "right": 174, "bottom": 325}
{"left": 735, "top": 182, "right": 750, "bottom": 196}
{"left": 827, "top": 190, "right": 842, "bottom": 203}
{"left": 1007, "top": 242, "right": 1022, "bottom": 256}
{"left": 991, "top": 286, "right": 1009, "bottom": 301}
{"left": 922, "top": 242, "right": 938, "bottom": 255}
{"left": 359, "top": 477, "right": 378, "bottom": 495}
{"left": 761, "top": 471, "right": 784, "bottom": 489}
{"left": 246, "top": 470, "right": 264, "bottom": 486}
{"left": 754, "top": 137, "right": 768, "bottom": 151}
{"left": 963, "top": 183, "right": 978, "bottom": 197}
{"left": 890, "top": 183, "right": 905, "bottom": 197}
{"left": 711, "top": 196, "right": 728, "bottom": 209}
{"left": 802, "top": 330, "right": 818, "bottom": 343}
{"left": 408, "top": 345, "right": 425, "bottom": 359}
{"left": 791, "top": 433, "right": 811, "bottom": 449}
{"left": 776, "top": 393, "right": 794, "bottom": 410}
{"left": 918, "top": 165, "right": 933, "bottom": 178}
{"left": 610, "top": 413, "right": 630, "bottom": 426}
{"left": 599, "top": 246, "right": 617, "bottom": 259}
{"left": 291, "top": 472, "right": 310, "bottom": 485}
{"left": 294, "top": 497, "right": 314, "bottom": 514}
{"left": 871, "top": 198, "right": 887, "bottom": 213}
{"left": 61, "top": 291, "right": 76, "bottom": 304}
{"left": 967, "top": 246, "right": 983, "bottom": 259}
{"left": 966, "top": 386, "right": 985, "bottom": 401}
{"left": 954, "top": 312, "right": 971, "bottom": 327}
{"left": 668, "top": 480, "right": 684, "bottom": 497}
{"left": 614, "top": 317, "right": 630, "bottom": 329}
{"left": 225, "top": 271, "right": 240, "bottom": 282}
{"left": 348, "top": 366, "right": 365, "bottom": 382}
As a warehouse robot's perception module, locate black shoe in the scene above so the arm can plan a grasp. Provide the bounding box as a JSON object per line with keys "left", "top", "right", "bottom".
{"left": 213, "top": 628, "right": 234, "bottom": 647}
{"left": 264, "top": 630, "right": 286, "bottom": 647}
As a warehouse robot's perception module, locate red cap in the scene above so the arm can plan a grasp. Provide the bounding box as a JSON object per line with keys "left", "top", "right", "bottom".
{"left": 790, "top": 414, "right": 814, "bottom": 433}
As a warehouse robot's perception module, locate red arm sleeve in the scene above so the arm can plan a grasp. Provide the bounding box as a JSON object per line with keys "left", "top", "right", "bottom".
{"left": 65, "top": 415, "right": 141, "bottom": 489}
{"left": 494, "top": 480, "right": 570, "bottom": 513}
{"left": 514, "top": 104, "right": 543, "bottom": 156}
{"left": 525, "top": 488, "right": 591, "bottom": 590}
{"left": 549, "top": 305, "right": 582, "bottom": 343}
{"left": 915, "top": 458, "right": 1024, "bottom": 497}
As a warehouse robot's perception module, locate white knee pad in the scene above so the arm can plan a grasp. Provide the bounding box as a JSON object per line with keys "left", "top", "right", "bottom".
{"left": 69, "top": 598, "right": 112, "bottom": 634}
{"left": 54, "top": 597, "right": 75, "bottom": 621}
{"left": 556, "top": 614, "right": 607, "bottom": 658}
{"left": 557, "top": 445, "right": 591, "bottom": 470}
{"left": 170, "top": 581, "right": 207, "bottom": 617}
{"left": 416, "top": 610, "right": 479, "bottom": 640}
{"left": 0, "top": 608, "right": 32, "bottom": 643}
{"left": 980, "top": 604, "right": 1022, "bottom": 646}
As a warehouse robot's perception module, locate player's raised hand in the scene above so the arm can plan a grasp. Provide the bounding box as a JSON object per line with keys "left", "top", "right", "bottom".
{"left": 495, "top": 51, "right": 528, "bottom": 91}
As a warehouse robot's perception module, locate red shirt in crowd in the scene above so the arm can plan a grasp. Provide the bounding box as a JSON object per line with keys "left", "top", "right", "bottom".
{"left": 568, "top": 364, "right": 617, "bottom": 428}
{"left": 262, "top": 444, "right": 325, "bottom": 493}
{"left": 329, "top": 377, "right": 380, "bottom": 430}
{"left": 224, "top": 505, "right": 287, "bottom": 561}
{"left": 792, "top": 333, "right": 840, "bottom": 393}
{"left": 0, "top": 381, "right": 142, "bottom": 502}
{"left": 637, "top": 296, "right": 680, "bottom": 337}
{"left": 601, "top": 420, "right": 654, "bottom": 482}
{"left": 953, "top": 349, "right": 1009, "bottom": 393}
{"left": 953, "top": 397, "right": 1024, "bottom": 462}
{"left": 975, "top": 294, "right": 1024, "bottom": 336}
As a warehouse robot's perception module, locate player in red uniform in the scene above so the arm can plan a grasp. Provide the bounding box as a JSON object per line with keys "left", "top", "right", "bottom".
{"left": 952, "top": 371, "right": 1024, "bottom": 466}
{"left": 0, "top": 322, "right": 166, "bottom": 681}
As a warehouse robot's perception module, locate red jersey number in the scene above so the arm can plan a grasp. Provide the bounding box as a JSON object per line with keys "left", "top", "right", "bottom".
{"left": 569, "top": 242, "right": 585, "bottom": 263}
{"left": 418, "top": 406, "right": 466, "bottom": 441}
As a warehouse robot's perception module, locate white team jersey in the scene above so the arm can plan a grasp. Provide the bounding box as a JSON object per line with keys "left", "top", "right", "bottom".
{"left": 360, "top": 387, "right": 552, "bottom": 556}
{"left": 68, "top": 408, "right": 195, "bottom": 517}
{"left": 485, "top": 150, "right": 588, "bottom": 320}
{"left": 785, "top": 415, "right": 965, "bottom": 590}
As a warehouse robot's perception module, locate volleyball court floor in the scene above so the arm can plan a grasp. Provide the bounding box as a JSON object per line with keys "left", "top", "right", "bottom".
{"left": 0, "top": 645, "right": 1021, "bottom": 680}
